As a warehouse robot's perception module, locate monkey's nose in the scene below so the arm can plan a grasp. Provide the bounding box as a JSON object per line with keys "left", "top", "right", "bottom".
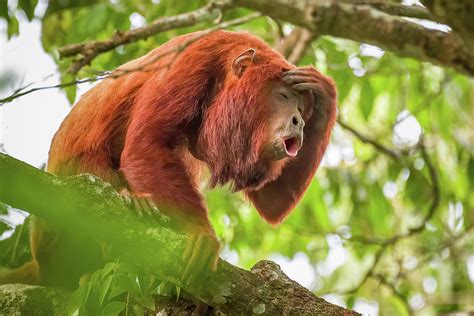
{"left": 291, "top": 114, "right": 305, "bottom": 130}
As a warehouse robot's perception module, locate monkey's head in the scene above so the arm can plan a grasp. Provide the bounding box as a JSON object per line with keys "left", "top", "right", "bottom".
{"left": 198, "top": 45, "right": 336, "bottom": 225}
{"left": 262, "top": 80, "right": 307, "bottom": 162}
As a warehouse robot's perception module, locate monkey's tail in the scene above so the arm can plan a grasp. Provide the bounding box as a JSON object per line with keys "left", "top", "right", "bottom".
{"left": 0, "top": 261, "right": 39, "bottom": 285}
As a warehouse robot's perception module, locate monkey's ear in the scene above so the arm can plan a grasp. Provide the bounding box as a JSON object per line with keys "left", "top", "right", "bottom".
{"left": 246, "top": 94, "right": 336, "bottom": 225}
{"left": 232, "top": 48, "right": 256, "bottom": 78}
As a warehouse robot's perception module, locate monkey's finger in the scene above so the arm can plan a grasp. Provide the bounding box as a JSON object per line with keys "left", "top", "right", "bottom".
{"left": 197, "top": 235, "right": 217, "bottom": 273}
{"left": 183, "top": 236, "right": 207, "bottom": 287}
{"left": 183, "top": 235, "right": 196, "bottom": 264}
{"left": 283, "top": 68, "right": 317, "bottom": 77}
{"left": 205, "top": 248, "right": 219, "bottom": 272}
{"left": 147, "top": 199, "right": 158, "bottom": 210}
{"left": 182, "top": 235, "right": 203, "bottom": 284}
{"left": 140, "top": 198, "right": 156, "bottom": 216}
{"left": 187, "top": 235, "right": 205, "bottom": 270}
{"left": 292, "top": 82, "right": 324, "bottom": 94}
{"left": 122, "top": 194, "right": 132, "bottom": 206}
{"left": 136, "top": 198, "right": 151, "bottom": 216}
{"left": 131, "top": 199, "right": 144, "bottom": 216}
{"left": 282, "top": 74, "right": 315, "bottom": 85}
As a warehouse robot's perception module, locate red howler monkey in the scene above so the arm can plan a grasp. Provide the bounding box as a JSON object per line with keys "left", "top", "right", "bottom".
{"left": 1, "top": 30, "right": 337, "bottom": 288}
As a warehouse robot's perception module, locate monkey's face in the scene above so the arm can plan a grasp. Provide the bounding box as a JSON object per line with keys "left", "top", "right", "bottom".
{"left": 263, "top": 81, "right": 306, "bottom": 162}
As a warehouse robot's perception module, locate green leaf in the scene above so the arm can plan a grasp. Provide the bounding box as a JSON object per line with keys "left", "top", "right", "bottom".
{"left": 405, "top": 169, "right": 430, "bottom": 203}
{"left": 360, "top": 79, "right": 375, "bottom": 120}
{"left": 114, "top": 274, "right": 141, "bottom": 297}
{"left": 60, "top": 73, "right": 77, "bottom": 105}
{"left": 0, "top": 202, "right": 8, "bottom": 215}
{"left": 0, "top": 0, "right": 9, "bottom": 22}
{"left": 7, "top": 15, "right": 19, "bottom": 38}
{"left": 380, "top": 295, "right": 410, "bottom": 316}
{"left": 101, "top": 302, "right": 126, "bottom": 316}
{"left": 175, "top": 285, "right": 181, "bottom": 301}
{"left": 99, "top": 274, "right": 114, "bottom": 305}
{"left": 346, "top": 295, "right": 356, "bottom": 309}
{"left": 0, "top": 218, "right": 32, "bottom": 268}
{"left": 0, "top": 220, "right": 8, "bottom": 234}
{"left": 105, "top": 262, "right": 117, "bottom": 275}
{"left": 67, "top": 285, "right": 87, "bottom": 315}
{"left": 19, "top": 0, "right": 38, "bottom": 21}
{"left": 135, "top": 294, "right": 155, "bottom": 310}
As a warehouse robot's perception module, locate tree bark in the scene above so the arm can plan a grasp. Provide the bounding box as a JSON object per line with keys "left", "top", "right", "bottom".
{"left": 0, "top": 154, "right": 358, "bottom": 315}
{"left": 233, "top": 0, "right": 474, "bottom": 76}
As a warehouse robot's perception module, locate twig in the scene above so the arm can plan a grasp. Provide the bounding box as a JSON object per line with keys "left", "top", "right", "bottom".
{"left": 343, "top": 145, "right": 439, "bottom": 293}
{"left": 326, "top": 125, "right": 441, "bottom": 295}
{"left": 288, "top": 29, "right": 317, "bottom": 64}
{"left": 107, "top": 12, "right": 262, "bottom": 78}
{"left": 0, "top": 77, "right": 105, "bottom": 105}
{"left": 343, "top": 247, "right": 385, "bottom": 294}
{"left": 59, "top": 1, "right": 232, "bottom": 74}
{"left": 337, "top": 118, "right": 402, "bottom": 160}
{"left": 275, "top": 27, "right": 304, "bottom": 58}
{"left": 0, "top": 13, "right": 262, "bottom": 105}
{"left": 371, "top": 273, "right": 412, "bottom": 316}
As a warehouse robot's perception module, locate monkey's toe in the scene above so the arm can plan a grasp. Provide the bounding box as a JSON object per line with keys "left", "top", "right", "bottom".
{"left": 182, "top": 233, "right": 219, "bottom": 287}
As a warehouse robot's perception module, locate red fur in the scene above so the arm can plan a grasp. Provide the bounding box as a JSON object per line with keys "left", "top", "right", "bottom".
{"left": 49, "top": 30, "right": 337, "bottom": 228}
{"left": 1, "top": 30, "right": 337, "bottom": 288}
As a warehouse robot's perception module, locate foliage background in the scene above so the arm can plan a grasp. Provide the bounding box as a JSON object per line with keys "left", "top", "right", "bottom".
{"left": 1, "top": 0, "right": 473, "bottom": 315}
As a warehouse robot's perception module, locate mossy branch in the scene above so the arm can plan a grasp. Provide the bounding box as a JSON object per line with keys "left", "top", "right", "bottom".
{"left": 0, "top": 153, "right": 357, "bottom": 315}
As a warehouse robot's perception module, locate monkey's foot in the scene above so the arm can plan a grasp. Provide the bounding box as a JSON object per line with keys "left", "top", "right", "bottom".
{"left": 120, "top": 189, "right": 158, "bottom": 218}
{"left": 181, "top": 233, "right": 220, "bottom": 287}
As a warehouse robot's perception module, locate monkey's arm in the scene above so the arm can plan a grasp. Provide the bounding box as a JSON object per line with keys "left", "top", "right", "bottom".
{"left": 247, "top": 67, "right": 337, "bottom": 224}
{"left": 120, "top": 109, "right": 220, "bottom": 284}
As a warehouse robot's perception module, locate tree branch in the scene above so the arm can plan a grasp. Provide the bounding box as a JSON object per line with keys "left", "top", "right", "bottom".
{"left": 337, "top": 118, "right": 402, "bottom": 160}
{"left": 0, "top": 77, "right": 104, "bottom": 105}
{"left": 58, "top": 2, "right": 231, "bottom": 74}
{"left": 0, "top": 153, "right": 358, "bottom": 315}
{"left": 288, "top": 28, "right": 317, "bottom": 64}
{"left": 421, "top": 0, "right": 474, "bottom": 51}
{"left": 342, "top": 1, "right": 432, "bottom": 20}
{"left": 233, "top": 0, "right": 474, "bottom": 76}
{"left": 331, "top": 123, "right": 441, "bottom": 295}
{"left": 274, "top": 27, "right": 317, "bottom": 64}
{"left": 1, "top": 12, "right": 261, "bottom": 105}
{"left": 275, "top": 27, "right": 305, "bottom": 58}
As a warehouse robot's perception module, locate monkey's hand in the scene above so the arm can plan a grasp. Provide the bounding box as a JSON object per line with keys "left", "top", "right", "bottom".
{"left": 182, "top": 231, "right": 220, "bottom": 287}
{"left": 282, "top": 67, "right": 337, "bottom": 126}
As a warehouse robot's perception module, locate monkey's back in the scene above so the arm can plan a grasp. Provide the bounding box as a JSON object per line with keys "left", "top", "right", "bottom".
{"left": 47, "top": 34, "right": 195, "bottom": 177}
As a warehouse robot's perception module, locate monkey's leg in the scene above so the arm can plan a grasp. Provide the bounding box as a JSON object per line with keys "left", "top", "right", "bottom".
{"left": 29, "top": 217, "right": 103, "bottom": 288}
{"left": 121, "top": 145, "right": 220, "bottom": 285}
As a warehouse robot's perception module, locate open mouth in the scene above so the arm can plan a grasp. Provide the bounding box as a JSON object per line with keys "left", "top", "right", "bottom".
{"left": 283, "top": 137, "right": 301, "bottom": 157}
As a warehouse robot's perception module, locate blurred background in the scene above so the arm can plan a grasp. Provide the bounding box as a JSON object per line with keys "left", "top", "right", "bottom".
{"left": 1, "top": 1, "right": 473, "bottom": 315}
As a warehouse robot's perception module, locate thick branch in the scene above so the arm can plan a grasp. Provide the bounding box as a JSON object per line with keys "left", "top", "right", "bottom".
{"left": 275, "top": 27, "right": 304, "bottom": 58}
{"left": 422, "top": 1, "right": 474, "bottom": 51}
{"left": 343, "top": 1, "right": 432, "bottom": 20}
{"left": 0, "top": 154, "right": 357, "bottom": 315}
{"left": 1, "top": 13, "right": 261, "bottom": 105}
{"left": 233, "top": 0, "right": 474, "bottom": 76}
{"left": 288, "top": 29, "right": 317, "bottom": 64}
{"left": 275, "top": 27, "right": 317, "bottom": 64}
{"left": 58, "top": 2, "right": 229, "bottom": 74}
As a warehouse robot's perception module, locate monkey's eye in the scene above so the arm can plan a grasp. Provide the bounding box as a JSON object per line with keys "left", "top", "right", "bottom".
{"left": 279, "top": 92, "right": 289, "bottom": 100}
